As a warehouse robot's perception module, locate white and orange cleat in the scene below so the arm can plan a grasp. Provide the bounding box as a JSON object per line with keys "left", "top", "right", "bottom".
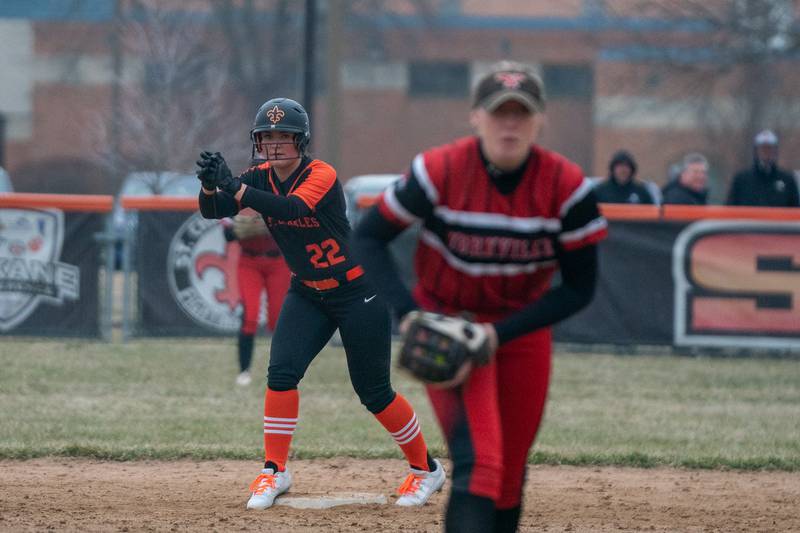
{"left": 395, "top": 459, "right": 446, "bottom": 506}
{"left": 246, "top": 468, "right": 292, "bottom": 510}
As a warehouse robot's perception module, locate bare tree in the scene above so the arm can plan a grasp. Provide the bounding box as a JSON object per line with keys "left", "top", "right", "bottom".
{"left": 210, "top": 0, "right": 303, "bottom": 110}
{"left": 605, "top": 0, "right": 800, "bottom": 188}
{"left": 208, "top": 0, "right": 437, "bottom": 105}
{"left": 207, "top": 0, "right": 437, "bottom": 168}
{"left": 89, "top": 0, "right": 243, "bottom": 194}
{"left": 84, "top": 0, "right": 442, "bottom": 193}
{"left": 338, "top": 0, "right": 439, "bottom": 60}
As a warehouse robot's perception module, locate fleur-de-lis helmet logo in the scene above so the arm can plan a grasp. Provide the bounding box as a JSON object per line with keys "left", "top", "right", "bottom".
{"left": 266, "top": 105, "right": 285, "bottom": 124}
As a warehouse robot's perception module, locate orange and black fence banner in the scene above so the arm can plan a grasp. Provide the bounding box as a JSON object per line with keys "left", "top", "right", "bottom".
{"left": 130, "top": 202, "right": 800, "bottom": 350}
{"left": 0, "top": 194, "right": 113, "bottom": 337}
{"left": 6, "top": 191, "right": 795, "bottom": 349}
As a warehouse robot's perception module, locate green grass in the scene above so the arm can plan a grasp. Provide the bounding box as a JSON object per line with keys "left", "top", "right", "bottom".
{"left": 0, "top": 339, "right": 798, "bottom": 470}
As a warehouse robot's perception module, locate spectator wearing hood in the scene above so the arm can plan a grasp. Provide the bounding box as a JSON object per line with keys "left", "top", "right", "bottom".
{"left": 727, "top": 130, "right": 799, "bottom": 207}
{"left": 593, "top": 150, "right": 655, "bottom": 204}
{"left": 662, "top": 152, "right": 709, "bottom": 205}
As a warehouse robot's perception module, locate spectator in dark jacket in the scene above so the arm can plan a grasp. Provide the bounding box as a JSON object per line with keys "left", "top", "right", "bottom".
{"left": 662, "top": 152, "right": 709, "bottom": 205}
{"left": 727, "top": 130, "right": 800, "bottom": 207}
{"left": 593, "top": 150, "right": 655, "bottom": 204}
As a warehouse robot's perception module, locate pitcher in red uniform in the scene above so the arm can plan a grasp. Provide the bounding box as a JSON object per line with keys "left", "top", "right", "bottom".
{"left": 353, "top": 62, "right": 608, "bottom": 532}
{"left": 221, "top": 209, "right": 291, "bottom": 386}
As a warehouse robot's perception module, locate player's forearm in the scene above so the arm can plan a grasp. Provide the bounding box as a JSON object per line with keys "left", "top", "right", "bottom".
{"left": 352, "top": 210, "right": 418, "bottom": 318}
{"left": 240, "top": 187, "right": 312, "bottom": 220}
{"left": 493, "top": 245, "right": 597, "bottom": 345}
{"left": 198, "top": 191, "right": 238, "bottom": 219}
{"left": 354, "top": 235, "right": 419, "bottom": 318}
{"left": 493, "top": 283, "right": 593, "bottom": 344}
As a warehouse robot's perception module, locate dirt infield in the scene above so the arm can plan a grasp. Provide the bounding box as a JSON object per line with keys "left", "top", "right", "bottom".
{"left": 2, "top": 459, "right": 798, "bottom": 532}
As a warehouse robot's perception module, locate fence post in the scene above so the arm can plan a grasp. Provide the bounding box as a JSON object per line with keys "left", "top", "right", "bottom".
{"left": 121, "top": 214, "right": 134, "bottom": 341}
{"left": 94, "top": 215, "right": 117, "bottom": 341}
{"left": 0, "top": 113, "right": 6, "bottom": 168}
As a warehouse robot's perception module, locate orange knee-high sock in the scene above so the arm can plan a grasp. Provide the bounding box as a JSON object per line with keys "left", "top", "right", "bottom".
{"left": 374, "top": 393, "right": 431, "bottom": 471}
{"left": 263, "top": 388, "right": 299, "bottom": 472}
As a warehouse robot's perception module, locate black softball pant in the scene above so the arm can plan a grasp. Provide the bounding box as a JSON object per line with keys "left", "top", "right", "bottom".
{"left": 266, "top": 278, "right": 396, "bottom": 414}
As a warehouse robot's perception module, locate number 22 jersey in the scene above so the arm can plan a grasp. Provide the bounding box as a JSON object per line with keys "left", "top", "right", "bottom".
{"left": 201, "top": 156, "right": 358, "bottom": 282}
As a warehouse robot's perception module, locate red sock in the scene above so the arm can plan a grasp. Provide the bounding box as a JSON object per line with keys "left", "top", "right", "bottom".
{"left": 374, "top": 393, "right": 431, "bottom": 471}
{"left": 263, "top": 388, "right": 299, "bottom": 472}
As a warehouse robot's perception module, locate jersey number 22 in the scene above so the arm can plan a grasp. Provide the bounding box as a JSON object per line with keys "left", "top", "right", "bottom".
{"left": 306, "top": 239, "right": 345, "bottom": 268}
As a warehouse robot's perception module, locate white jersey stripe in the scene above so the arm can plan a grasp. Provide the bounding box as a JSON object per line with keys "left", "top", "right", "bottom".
{"left": 559, "top": 216, "right": 608, "bottom": 243}
{"left": 420, "top": 229, "right": 557, "bottom": 276}
{"left": 412, "top": 154, "right": 439, "bottom": 204}
{"left": 264, "top": 429, "right": 295, "bottom": 435}
{"left": 396, "top": 426, "right": 421, "bottom": 445}
{"left": 434, "top": 206, "right": 561, "bottom": 233}
{"left": 559, "top": 177, "right": 595, "bottom": 217}
{"left": 384, "top": 185, "right": 420, "bottom": 225}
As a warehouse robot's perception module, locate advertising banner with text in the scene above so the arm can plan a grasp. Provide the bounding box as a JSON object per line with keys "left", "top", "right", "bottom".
{"left": 556, "top": 219, "right": 800, "bottom": 350}
{"left": 0, "top": 208, "right": 103, "bottom": 337}
{"left": 136, "top": 210, "right": 800, "bottom": 350}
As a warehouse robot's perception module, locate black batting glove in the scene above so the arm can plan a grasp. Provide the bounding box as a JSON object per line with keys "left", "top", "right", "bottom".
{"left": 196, "top": 151, "right": 220, "bottom": 190}
{"left": 213, "top": 154, "right": 242, "bottom": 195}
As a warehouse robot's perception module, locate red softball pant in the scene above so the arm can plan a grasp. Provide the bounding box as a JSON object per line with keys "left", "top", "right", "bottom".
{"left": 426, "top": 327, "right": 551, "bottom": 509}
{"left": 238, "top": 254, "right": 291, "bottom": 334}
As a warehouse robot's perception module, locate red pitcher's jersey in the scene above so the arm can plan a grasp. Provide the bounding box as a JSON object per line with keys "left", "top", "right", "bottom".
{"left": 238, "top": 232, "right": 281, "bottom": 256}
{"left": 238, "top": 159, "right": 357, "bottom": 281}
{"left": 377, "top": 136, "right": 607, "bottom": 315}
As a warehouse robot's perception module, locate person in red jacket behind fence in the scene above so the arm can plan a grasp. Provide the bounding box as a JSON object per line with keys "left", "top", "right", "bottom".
{"left": 222, "top": 208, "right": 291, "bottom": 386}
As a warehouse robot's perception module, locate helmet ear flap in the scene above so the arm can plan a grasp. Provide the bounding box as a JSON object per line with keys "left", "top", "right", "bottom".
{"left": 295, "top": 132, "right": 310, "bottom": 155}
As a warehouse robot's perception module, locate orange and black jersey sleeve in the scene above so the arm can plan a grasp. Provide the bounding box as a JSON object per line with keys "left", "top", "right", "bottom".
{"left": 198, "top": 157, "right": 357, "bottom": 281}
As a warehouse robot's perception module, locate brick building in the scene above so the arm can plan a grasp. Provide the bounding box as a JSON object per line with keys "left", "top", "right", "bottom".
{"left": 1, "top": 0, "right": 799, "bottom": 200}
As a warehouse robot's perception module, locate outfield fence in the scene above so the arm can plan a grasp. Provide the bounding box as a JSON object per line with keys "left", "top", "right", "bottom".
{"left": 1, "top": 193, "right": 798, "bottom": 353}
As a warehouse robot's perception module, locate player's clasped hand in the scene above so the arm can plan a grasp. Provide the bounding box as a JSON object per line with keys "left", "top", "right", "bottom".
{"left": 196, "top": 151, "right": 242, "bottom": 195}
{"left": 213, "top": 155, "right": 242, "bottom": 195}
{"left": 196, "top": 151, "right": 220, "bottom": 190}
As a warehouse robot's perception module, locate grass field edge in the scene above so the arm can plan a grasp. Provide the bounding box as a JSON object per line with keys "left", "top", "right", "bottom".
{"left": 1, "top": 446, "right": 797, "bottom": 471}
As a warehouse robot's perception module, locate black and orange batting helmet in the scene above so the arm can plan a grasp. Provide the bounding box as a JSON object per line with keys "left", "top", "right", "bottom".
{"left": 250, "top": 97, "right": 311, "bottom": 162}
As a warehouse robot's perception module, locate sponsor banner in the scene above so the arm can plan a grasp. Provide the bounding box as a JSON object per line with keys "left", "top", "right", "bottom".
{"left": 137, "top": 211, "right": 799, "bottom": 349}
{"left": 672, "top": 220, "right": 800, "bottom": 349}
{"left": 136, "top": 211, "right": 247, "bottom": 336}
{"left": 0, "top": 208, "right": 101, "bottom": 337}
{"left": 556, "top": 219, "right": 800, "bottom": 350}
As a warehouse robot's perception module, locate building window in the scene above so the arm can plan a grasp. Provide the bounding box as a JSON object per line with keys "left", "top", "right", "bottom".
{"left": 408, "top": 61, "right": 469, "bottom": 98}
{"left": 542, "top": 64, "right": 593, "bottom": 99}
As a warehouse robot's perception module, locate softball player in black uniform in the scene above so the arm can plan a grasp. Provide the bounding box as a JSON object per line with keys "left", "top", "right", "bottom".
{"left": 196, "top": 98, "right": 444, "bottom": 510}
